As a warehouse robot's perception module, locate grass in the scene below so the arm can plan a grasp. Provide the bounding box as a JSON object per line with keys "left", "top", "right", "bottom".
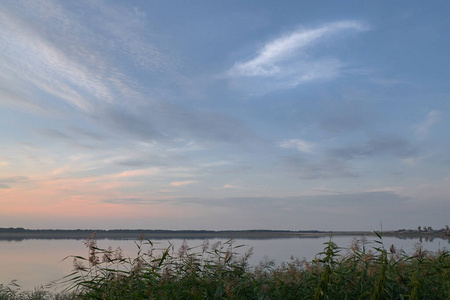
{"left": 1, "top": 232, "right": 449, "bottom": 299}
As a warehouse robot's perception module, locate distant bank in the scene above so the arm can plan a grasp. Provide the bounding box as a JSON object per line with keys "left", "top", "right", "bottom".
{"left": 0, "top": 227, "right": 448, "bottom": 241}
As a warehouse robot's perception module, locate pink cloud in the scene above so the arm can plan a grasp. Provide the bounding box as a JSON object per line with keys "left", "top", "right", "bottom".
{"left": 171, "top": 180, "right": 198, "bottom": 187}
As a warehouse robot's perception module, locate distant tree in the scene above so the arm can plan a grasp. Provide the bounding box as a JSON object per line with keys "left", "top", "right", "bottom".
{"left": 417, "top": 226, "right": 421, "bottom": 232}
{"left": 445, "top": 225, "right": 449, "bottom": 231}
{"left": 427, "top": 226, "right": 432, "bottom": 232}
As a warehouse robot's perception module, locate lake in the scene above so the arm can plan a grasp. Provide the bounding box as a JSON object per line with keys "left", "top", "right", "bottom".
{"left": 0, "top": 235, "right": 448, "bottom": 291}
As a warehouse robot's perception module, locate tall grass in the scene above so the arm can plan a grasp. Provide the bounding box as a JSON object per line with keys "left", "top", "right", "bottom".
{"left": 0, "top": 281, "right": 72, "bottom": 300}
{"left": 2, "top": 232, "right": 449, "bottom": 299}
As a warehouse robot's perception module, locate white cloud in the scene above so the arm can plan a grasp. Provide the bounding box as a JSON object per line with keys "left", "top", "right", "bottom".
{"left": 223, "top": 184, "right": 246, "bottom": 190}
{"left": 0, "top": 1, "right": 177, "bottom": 116}
{"left": 118, "top": 168, "right": 161, "bottom": 178}
{"left": 0, "top": 6, "right": 114, "bottom": 112}
{"left": 416, "top": 110, "right": 440, "bottom": 139}
{"left": 228, "top": 21, "right": 368, "bottom": 81}
{"left": 280, "top": 139, "right": 315, "bottom": 153}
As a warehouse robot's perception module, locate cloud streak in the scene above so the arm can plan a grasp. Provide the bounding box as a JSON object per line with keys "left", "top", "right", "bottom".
{"left": 0, "top": 3, "right": 123, "bottom": 112}
{"left": 281, "top": 156, "right": 358, "bottom": 179}
{"left": 416, "top": 110, "right": 440, "bottom": 139}
{"left": 0, "top": 176, "right": 30, "bottom": 189}
{"left": 226, "top": 20, "right": 368, "bottom": 95}
{"left": 0, "top": 1, "right": 260, "bottom": 152}
{"left": 329, "top": 135, "right": 418, "bottom": 160}
{"left": 280, "top": 139, "right": 315, "bottom": 153}
{"left": 230, "top": 21, "right": 367, "bottom": 76}
{"left": 171, "top": 181, "right": 198, "bottom": 187}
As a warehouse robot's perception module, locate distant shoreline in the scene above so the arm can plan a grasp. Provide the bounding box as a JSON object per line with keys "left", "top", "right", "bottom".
{"left": 0, "top": 228, "right": 448, "bottom": 241}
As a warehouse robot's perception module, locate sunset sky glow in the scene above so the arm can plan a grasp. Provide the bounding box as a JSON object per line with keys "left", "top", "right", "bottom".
{"left": 0, "top": 1, "right": 449, "bottom": 230}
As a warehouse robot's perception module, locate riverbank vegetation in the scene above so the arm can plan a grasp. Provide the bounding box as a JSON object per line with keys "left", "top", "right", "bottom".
{"left": 1, "top": 226, "right": 449, "bottom": 240}
{"left": 1, "top": 232, "right": 449, "bottom": 299}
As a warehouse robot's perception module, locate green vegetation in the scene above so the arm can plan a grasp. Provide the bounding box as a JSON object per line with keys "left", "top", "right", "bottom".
{"left": 1, "top": 232, "right": 449, "bottom": 299}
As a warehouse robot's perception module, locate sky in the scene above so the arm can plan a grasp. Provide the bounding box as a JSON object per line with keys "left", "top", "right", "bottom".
{"left": 0, "top": 1, "right": 449, "bottom": 231}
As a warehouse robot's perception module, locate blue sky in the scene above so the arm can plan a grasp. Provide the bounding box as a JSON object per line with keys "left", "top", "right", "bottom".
{"left": 0, "top": 0, "right": 449, "bottom": 230}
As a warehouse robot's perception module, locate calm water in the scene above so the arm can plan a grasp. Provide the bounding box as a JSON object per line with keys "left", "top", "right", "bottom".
{"left": 0, "top": 235, "right": 448, "bottom": 291}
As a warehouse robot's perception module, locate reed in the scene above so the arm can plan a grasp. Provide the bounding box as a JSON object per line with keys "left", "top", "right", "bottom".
{"left": 1, "top": 232, "right": 449, "bottom": 299}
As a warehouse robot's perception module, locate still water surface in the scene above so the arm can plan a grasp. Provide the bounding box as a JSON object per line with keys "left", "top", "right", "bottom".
{"left": 0, "top": 235, "right": 447, "bottom": 291}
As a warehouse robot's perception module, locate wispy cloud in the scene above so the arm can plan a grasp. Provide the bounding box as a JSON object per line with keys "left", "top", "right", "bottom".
{"left": 416, "top": 110, "right": 440, "bottom": 139}
{"left": 0, "top": 0, "right": 185, "bottom": 120}
{"left": 0, "top": 176, "right": 29, "bottom": 183}
{"left": 172, "top": 191, "right": 406, "bottom": 208}
{"left": 0, "top": 1, "right": 260, "bottom": 152}
{"left": 227, "top": 21, "right": 368, "bottom": 94}
{"left": 36, "top": 128, "right": 72, "bottom": 141}
{"left": 118, "top": 168, "right": 161, "bottom": 178}
{"left": 280, "top": 139, "right": 315, "bottom": 153}
{"left": 281, "top": 156, "right": 358, "bottom": 179}
{"left": 230, "top": 21, "right": 367, "bottom": 76}
{"left": 0, "top": 176, "right": 30, "bottom": 189}
{"left": 103, "top": 197, "right": 148, "bottom": 204}
{"left": 329, "top": 135, "right": 418, "bottom": 160}
{"left": 0, "top": 4, "right": 120, "bottom": 112}
{"left": 222, "top": 184, "right": 247, "bottom": 190}
{"left": 171, "top": 181, "right": 198, "bottom": 187}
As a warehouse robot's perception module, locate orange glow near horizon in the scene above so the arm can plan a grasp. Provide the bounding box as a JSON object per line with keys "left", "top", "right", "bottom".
{"left": 0, "top": 171, "right": 191, "bottom": 222}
